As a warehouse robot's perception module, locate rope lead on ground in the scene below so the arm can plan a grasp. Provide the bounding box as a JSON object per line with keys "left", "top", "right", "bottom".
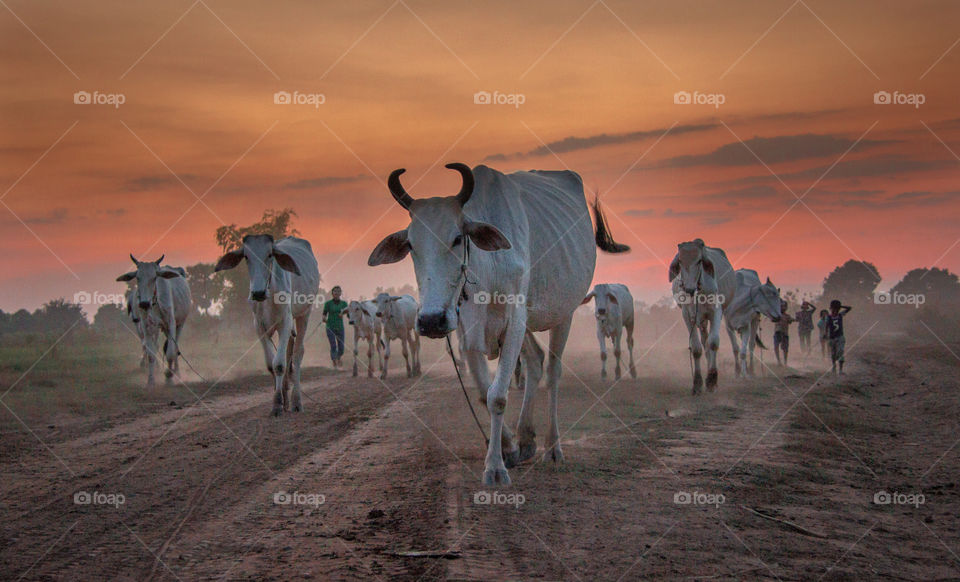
{"left": 446, "top": 335, "right": 489, "bottom": 447}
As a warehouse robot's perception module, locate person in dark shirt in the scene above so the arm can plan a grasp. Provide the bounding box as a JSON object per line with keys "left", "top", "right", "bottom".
{"left": 795, "top": 301, "right": 817, "bottom": 355}
{"left": 322, "top": 286, "right": 348, "bottom": 369}
{"left": 826, "top": 299, "right": 852, "bottom": 374}
{"left": 816, "top": 309, "right": 830, "bottom": 360}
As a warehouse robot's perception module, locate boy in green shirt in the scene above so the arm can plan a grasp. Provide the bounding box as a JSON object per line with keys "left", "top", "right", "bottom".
{"left": 322, "top": 286, "right": 348, "bottom": 368}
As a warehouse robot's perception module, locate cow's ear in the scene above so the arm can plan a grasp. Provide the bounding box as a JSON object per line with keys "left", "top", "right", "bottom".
{"left": 215, "top": 249, "right": 244, "bottom": 272}
{"left": 368, "top": 230, "right": 410, "bottom": 266}
{"left": 702, "top": 257, "right": 715, "bottom": 278}
{"left": 581, "top": 291, "right": 595, "bottom": 305}
{"left": 389, "top": 296, "right": 401, "bottom": 302}
{"left": 158, "top": 268, "right": 181, "bottom": 279}
{"left": 668, "top": 256, "right": 680, "bottom": 282}
{"left": 116, "top": 271, "right": 137, "bottom": 282}
{"left": 607, "top": 292, "right": 619, "bottom": 305}
{"left": 273, "top": 250, "right": 302, "bottom": 276}
{"left": 463, "top": 221, "right": 510, "bottom": 251}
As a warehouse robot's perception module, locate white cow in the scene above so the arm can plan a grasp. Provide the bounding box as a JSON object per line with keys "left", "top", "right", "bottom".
{"left": 124, "top": 287, "right": 152, "bottom": 369}
{"left": 724, "top": 269, "right": 782, "bottom": 377}
{"left": 215, "top": 235, "right": 320, "bottom": 416}
{"left": 345, "top": 300, "right": 383, "bottom": 377}
{"left": 372, "top": 293, "right": 421, "bottom": 379}
{"left": 117, "top": 255, "right": 192, "bottom": 388}
{"left": 582, "top": 283, "right": 637, "bottom": 380}
{"left": 669, "top": 239, "right": 736, "bottom": 394}
{"left": 368, "top": 163, "right": 629, "bottom": 485}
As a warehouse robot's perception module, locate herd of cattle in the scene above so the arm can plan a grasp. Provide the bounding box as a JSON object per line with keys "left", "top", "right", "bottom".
{"left": 118, "top": 163, "right": 788, "bottom": 486}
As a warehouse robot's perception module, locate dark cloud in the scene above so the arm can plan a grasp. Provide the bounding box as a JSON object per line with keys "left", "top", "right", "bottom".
{"left": 484, "top": 123, "right": 718, "bottom": 162}
{"left": 706, "top": 184, "right": 778, "bottom": 206}
{"left": 625, "top": 207, "right": 732, "bottom": 226}
{"left": 656, "top": 134, "right": 895, "bottom": 169}
{"left": 282, "top": 174, "right": 371, "bottom": 190}
{"left": 24, "top": 208, "right": 69, "bottom": 225}
{"left": 831, "top": 190, "right": 959, "bottom": 210}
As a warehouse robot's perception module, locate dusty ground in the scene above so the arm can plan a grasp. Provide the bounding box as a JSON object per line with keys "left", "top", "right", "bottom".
{"left": 2, "top": 334, "right": 959, "bottom": 581}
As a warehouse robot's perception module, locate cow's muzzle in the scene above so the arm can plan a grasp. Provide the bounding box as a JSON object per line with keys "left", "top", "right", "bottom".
{"left": 138, "top": 301, "right": 151, "bottom": 310}
{"left": 597, "top": 308, "right": 606, "bottom": 315}
{"left": 251, "top": 290, "right": 267, "bottom": 302}
{"left": 417, "top": 312, "right": 450, "bottom": 339}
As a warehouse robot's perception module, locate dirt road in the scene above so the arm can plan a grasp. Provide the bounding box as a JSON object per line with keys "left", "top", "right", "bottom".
{"left": 2, "top": 337, "right": 959, "bottom": 580}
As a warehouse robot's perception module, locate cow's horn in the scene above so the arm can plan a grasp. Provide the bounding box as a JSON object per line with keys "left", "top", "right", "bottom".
{"left": 446, "top": 163, "right": 474, "bottom": 206}
{"left": 130, "top": 253, "right": 139, "bottom": 266}
{"left": 388, "top": 169, "right": 414, "bottom": 210}
{"left": 155, "top": 254, "right": 164, "bottom": 264}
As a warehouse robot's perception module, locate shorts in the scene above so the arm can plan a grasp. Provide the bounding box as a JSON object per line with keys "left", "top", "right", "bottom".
{"left": 774, "top": 330, "right": 789, "bottom": 350}
{"left": 829, "top": 336, "right": 845, "bottom": 362}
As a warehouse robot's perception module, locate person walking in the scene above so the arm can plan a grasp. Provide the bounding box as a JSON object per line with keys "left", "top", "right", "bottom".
{"left": 322, "top": 286, "right": 348, "bottom": 369}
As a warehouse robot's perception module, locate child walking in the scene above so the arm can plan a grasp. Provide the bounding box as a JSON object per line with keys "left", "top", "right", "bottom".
{"left": 825, "top": 300, "right": 852, "bottom": 375}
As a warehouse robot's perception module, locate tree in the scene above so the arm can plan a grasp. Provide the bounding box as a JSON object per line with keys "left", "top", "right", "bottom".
{"left": 92, "top": 303, "right": 127, "bottom": 337}
{"left": 890, "top": 267, "right": 960, "bottom": 308}
{"left": 184, "top": 262, "right": 224, "bottom": 315}
{"left": 822, "top": 260, "right": 881, "bottom": 304}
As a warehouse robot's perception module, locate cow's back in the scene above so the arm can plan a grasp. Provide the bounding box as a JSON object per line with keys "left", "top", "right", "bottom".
{"left": 467, "top": 165, "right": 595, "bottom": 331}
{"left": 155, "top": 275, "right": 191, "bottom": 328}
{"left": 275, "top": 236, "right": 320, "bottom": 318}
{"left": 704, "top": 246, "right": 736, "bottom": 309}
{"left": 608, "top": 283, "right": 635, "bottom": 327}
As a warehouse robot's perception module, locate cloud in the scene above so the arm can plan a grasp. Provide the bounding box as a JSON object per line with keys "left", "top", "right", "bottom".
{"left": 625, "top": 207, "right": 732, "bottom": 226}
{"left": 656, "top": 133, "right": 894, "bottom": 169}
{"left": 706, "top": 184, "right": 778, "bottom": 206}
{"left": 831, "top": 190, "right": 959, "bottom": 210}
{"left": 124, "top": 174, "right": 200, "bottom": 192}
{"left": 282, "top": 174, "right": 371, "bottom": 190}
{"left": 484, "top": 123, "right": 718, "bottom": 161}
{"left": 24, "top": 208, "right": 69, "bottom": 225}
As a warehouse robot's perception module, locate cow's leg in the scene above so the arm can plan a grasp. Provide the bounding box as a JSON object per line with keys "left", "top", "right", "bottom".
{"left": 543, "top": 314, "right": 573, "bottom": 464}
{"left": 687, "top": 313, "right": 704, "bottom": 394}
{"left": 259, "top": 327, "right": 276, "bottom": 376}
{"left": 144, "top": 328, "right": 158, "bottom": 388}
{"left": 612, "top": 330, "right": 623, "bottom": 381}
{"left": 725, "top": 323, "right": 741, "bottom": 377}
{"left": 375, "top": 332, "right": 383, "bottom": 375}
{"left": 482, "top": 307, "right": 525, "bottom": 486}
{"left": 597, "top": 325, "right": 607, "bottom": 378}
{"left": 289, "top": 315, "right": 307, "bottom": 412}
{"left": 401, "top": 332, "right": 412, "bottom": 378}
{"left": 747, "top": 320, "right": 758, "bottom": 376}
{"left": 271, "top": 313, "right": 293, "bottom": 416}
{"left": 352, "top": 331, "right": 360, "bottom": 377}
{"left": 412, "top": 330, "right": 422, "bottom": 376}
{"left": 626, "top": 323, "right": 637, "bottom": 379}
{"left": 514, "top": 331, "right": 545, "bottom": 466}
{"left": 366, "top": 337, "right": 375, "bottom": 378}
{"left": 282, "top": 334, "right": 294, "bottom": 409}
{"left": 705, "top": 309, "right": 722, "bottom": 391}
{"left": 381, "top": 337, "right": 391, "bottom": 380}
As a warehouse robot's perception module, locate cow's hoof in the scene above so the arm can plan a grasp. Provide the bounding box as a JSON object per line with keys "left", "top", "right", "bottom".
{"left": 706, "top": 370, "right": 718, "bottom": 391}
{"left": 630, "top": 368, "right": 637, "bottom": 379}
{"left": 517, "top": 441, "right": 537, "bottom": 464}
{"left": 270, "top": 407, "right": 283, "bottom": 417}
{"left": 601, "top": 370, "right": 607, "bottom": 379}
{"left": 615, "top": 370, "right": 621, "bottom": 381}
{"left": 503, "top": 447, "right": 520, "bottom": 469}
{"left": 691, "top": 385, "right": 702, "bottom": 396}
{"left": 482, "top": 467, "right": 511, "bottom": 487}
{"left": 291, "top": 403, "right": 302, "bottom": 413}
{"left": 543, "top": 445, "right": 564, "bottom": 464}
{"left": 352, "top": 370, "right": 358, "bottom": 377}
{"left": 165, "top": 369, "right": 173, "bottom": 379}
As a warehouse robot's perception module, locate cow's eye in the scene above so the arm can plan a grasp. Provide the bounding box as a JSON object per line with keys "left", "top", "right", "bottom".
{"left": 452, "top": 235, "right": 463, "bottom": 247}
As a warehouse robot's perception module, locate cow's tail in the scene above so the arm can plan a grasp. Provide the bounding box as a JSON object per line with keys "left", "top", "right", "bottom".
{"left": 755, "top": 334, "right": 766, "bottom": 350}
{"left": 593, "top": 195, "right": 631, "bottom": 253}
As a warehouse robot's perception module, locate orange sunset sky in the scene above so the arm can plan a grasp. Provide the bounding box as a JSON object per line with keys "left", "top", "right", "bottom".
{"left": 2, "top": 0, "right": 959, "bottom": 312}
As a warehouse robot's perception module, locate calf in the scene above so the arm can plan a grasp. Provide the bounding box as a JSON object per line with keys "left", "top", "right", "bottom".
{"left": 723, "top": 269, "right": 782, "bottom": 376}
{"left": 345, "top": 300, "right": 383, "bottom": 377}
{"left": 372, "top": 293, "right": 421, "bottom": 379}
{"left": 215, "top": 235, "right": 320, "bottom": 416}
{"left": 582, "top": 283, "right": 637, "bottom": 380}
